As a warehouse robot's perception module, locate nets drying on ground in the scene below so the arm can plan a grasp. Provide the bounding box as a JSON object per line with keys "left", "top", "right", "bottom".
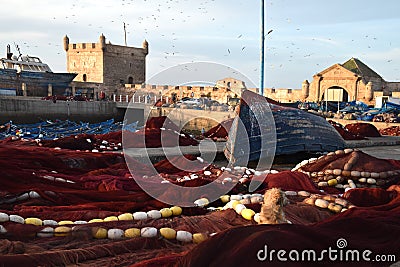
{"left": 203, "top": 118, "right": 233, "bottom": 139}
{"left": 380, "top": 126, "right": 400, "bottom": 136}
{"left": 327, "top": 120, "right": 366, "bottom": 140}
{"left": 293, "top": 149, "right": 400, "bottom": 195}
{"left": 0, "top": 140, "right": 399, "bottom": 266}
{"left": 344, "top": 122, "right": 381, "bottom": 138}
{"left": 35, "top": 116, "right": 198, "bottom": 151}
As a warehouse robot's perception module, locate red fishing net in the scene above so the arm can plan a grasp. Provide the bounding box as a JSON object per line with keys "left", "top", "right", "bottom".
{"left": 203, "top": 118, "right": 233, "bottom": 139}
{"left": 344, "top": 123, "right": 381, "bottom": 138}
{"left": 1, "top": 138, "right": 399, "bottom": 266}
{"left": 36, "top": 116, "right": 198, "bottom": 151}
{"left": 328, "top": 120, "right": 366, "bottom": 140}
{"left": 380, "top": 126, "right": 400, "bottom": 136}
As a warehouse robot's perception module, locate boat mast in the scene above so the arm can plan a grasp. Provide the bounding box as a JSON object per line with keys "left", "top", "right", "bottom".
{"left": 124, "top": 22, "right": 127, "bottom": 46}
{"left": 260, "top": 0, "right": 265, "bottom": 96}
{"left": 14, "top": 43, "right": 22, "bottom": 60}
{"left": 6, "top": 44, "right": 13, "bottom": 60}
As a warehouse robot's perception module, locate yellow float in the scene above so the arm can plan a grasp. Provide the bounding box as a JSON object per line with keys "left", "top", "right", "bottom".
{"left": 25, "top": 217, "right": 43, "bottom": 226}
{"left": 193, "top": 233, "right": 208, "bottom": 244}
{"left": 160, "top": 208, "right": 173, "bottom": 218}
{"left": 125, "top": 228, "right": 141, "bottom": 238}
{"left": 54, "top": 226, "right": 72, "bottom": 237}
{"left": 170, "top": 206, "right": 182, "bottom": 216}
{"left": 160, "top": 227, "right": 176, "bottom": 240}
{"left": 118, "top": 213, "right": 133, "bottom": 221}
{"left": 103, "top": 216, "right": 119, "bottom": 222}
{"left": 241, "top": 209, "right": 256, "bottom": 220}
{"left": 92, "top": 227, "right": 108, "bottom": 239}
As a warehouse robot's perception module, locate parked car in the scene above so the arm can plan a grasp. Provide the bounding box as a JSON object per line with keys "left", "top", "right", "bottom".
{"left": 298, "top": 102, "right": 319, "bottom": 111}
{"left": 178, "top": 98, "right": 201, "bottom": 105}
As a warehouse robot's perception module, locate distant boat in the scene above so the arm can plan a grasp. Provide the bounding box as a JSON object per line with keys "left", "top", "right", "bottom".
{"left": 224, "top": 90, "right": 346, "bottom": 166}
{"left": 0, "top": 44, "right": 76, "bottom": 96}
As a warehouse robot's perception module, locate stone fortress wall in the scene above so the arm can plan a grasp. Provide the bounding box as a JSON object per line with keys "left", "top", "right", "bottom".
{"left": 120, "top": 59, "right": 400, "bottom": 107}
{"left": 62, "top": 34, "right": 399, "bottom": 107}
{"left": 120, "top": 77, "right": 258, "bottom": 104}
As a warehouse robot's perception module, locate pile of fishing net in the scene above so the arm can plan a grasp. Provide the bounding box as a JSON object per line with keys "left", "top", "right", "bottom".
{"left": 0, "top": 141, "right": 399, "bottom": 266}
{"left": 28, "top": 116, "right": 199, "bottom": 151}
{"left": 344, "top": 122, "right": 381, "bottom": 138}
{"left": 327, "top": 120, "right": 366, "bottom": 140}
{"left": 380, "top": 126, "right": 400, "bottom": 136}
{"left": 123, "top": 116, "right": 198, "bottom": 148}
{"left": 372, "top": 113, "right": 400, "bottom": 123}
{"left": 293, "top": 148, "right": 400, "bottom": 194}
{"left": 203, "top": 118, "right": 233, "bottom": 140}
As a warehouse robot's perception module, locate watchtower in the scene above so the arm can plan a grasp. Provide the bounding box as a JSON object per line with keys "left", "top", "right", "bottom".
{"left": 63, "top": 34, "right": 148, "bottom": 95}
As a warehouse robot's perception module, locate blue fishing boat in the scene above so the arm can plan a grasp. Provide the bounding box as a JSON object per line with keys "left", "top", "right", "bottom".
{"left": 224, "top": 90, "right": 346, "bottom": 166}
{"left": 0, "top": 119, "right": 124, "bottom": 140}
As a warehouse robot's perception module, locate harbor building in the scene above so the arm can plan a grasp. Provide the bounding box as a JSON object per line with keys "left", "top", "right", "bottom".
{"left": 263, "top": 58, "right": 400, "bottom": 105}
{"left": 63, "top": 34, "right": 148, "bottom": 99}
{"left": 130, "top": 58, "right": 399, "bottom": 107}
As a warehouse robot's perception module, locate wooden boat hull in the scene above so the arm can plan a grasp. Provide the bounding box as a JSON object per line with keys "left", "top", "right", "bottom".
{"left": 224, "top": 90, "right": 346, "bottom": 166}
{"left": 0, "top": 69, "right": 77, "bottom": 96}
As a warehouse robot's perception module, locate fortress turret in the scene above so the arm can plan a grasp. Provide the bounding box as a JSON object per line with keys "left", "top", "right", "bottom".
{"left": 142, "top": 39, "right": 149, "bottom": 55}
{"left": 63, "top": 35, "right": 69, "bottom": 52}
{"left": 99, "top": 34, "right": 106, "bottom": 51}
{"left": 302, "top": 79, "right": 310, "bottom": 99}
{"left": 366, "top": 81, "right": 374, "bottom": 101}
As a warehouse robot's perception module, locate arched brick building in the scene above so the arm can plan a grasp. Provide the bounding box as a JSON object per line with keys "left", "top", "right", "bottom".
{"left": 264, "top": 58, "right": 400, "bottom": 105}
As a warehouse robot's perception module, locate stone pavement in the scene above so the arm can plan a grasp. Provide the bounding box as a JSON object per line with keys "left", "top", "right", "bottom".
{"left": 345, "top": 136, "right": 400, "bottom": 148}
{"left": 346, "top": 136, "right": 400, "bottom": 160}
{"left": 357, "top": 145, "right": 400, "bottom": 160}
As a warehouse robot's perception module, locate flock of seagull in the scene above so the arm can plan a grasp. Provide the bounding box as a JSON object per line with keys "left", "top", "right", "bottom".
{"left": 10, "top": 0, "right": 398, "bottom": 86}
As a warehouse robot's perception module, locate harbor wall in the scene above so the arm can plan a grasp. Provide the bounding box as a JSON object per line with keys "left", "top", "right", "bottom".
{"left": 2, "top": 96, "right": 400, "bottom": 133}
{"left": 0, "top": 97, "right": 233, "bottom": 129}
{"left": 154, "top": 107, "right": 235, "bottom": 131}
{"left": 0, "top": 97, "right": 120, "bottom": 124}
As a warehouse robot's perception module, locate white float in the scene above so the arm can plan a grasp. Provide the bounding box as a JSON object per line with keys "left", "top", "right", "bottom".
{"left": 141, "top": 227, "right": 158, "bottom": 238}
{"left": 176, "top": 230, "right": 193, "bottom": 242}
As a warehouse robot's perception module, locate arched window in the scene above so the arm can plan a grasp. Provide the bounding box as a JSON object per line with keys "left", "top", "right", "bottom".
{"left": 83, "top": 74, "right": 87, "bottom": 82}
{"left": 128, "top": 76, "right": 133, "bottom": 84}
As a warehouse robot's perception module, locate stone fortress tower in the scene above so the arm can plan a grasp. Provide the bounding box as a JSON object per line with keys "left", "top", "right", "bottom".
{"left": 63, "top": 34, "right": 148, "bottom": 98}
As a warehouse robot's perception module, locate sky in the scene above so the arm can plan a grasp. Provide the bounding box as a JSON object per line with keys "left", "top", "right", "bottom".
{"left": 0, "top": 0, "right": 399, "bottom": 89}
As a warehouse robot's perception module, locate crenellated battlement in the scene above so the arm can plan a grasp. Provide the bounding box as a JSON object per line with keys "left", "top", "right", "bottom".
{"left": 64, "top": 34, "right": 148, "bottom": 92}
{"left": 70, "top": 43, "right": 99, "bottom": 50}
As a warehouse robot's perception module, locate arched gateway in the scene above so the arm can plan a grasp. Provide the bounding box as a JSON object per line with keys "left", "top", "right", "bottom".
{"left": 321, "top": 86, "right": 349, "bottom": 102}
{"left": 308, "top": 58, "right": 385, "bottom": 105}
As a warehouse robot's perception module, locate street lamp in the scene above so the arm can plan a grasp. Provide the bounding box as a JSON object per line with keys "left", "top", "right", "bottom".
{"left": 260, "top": 0, "right": 265, "bottom": 97}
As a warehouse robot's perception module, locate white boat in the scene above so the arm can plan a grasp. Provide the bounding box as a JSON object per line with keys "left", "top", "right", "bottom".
{"left": 0, "top": 44, "right": 76, "bottom": 96}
